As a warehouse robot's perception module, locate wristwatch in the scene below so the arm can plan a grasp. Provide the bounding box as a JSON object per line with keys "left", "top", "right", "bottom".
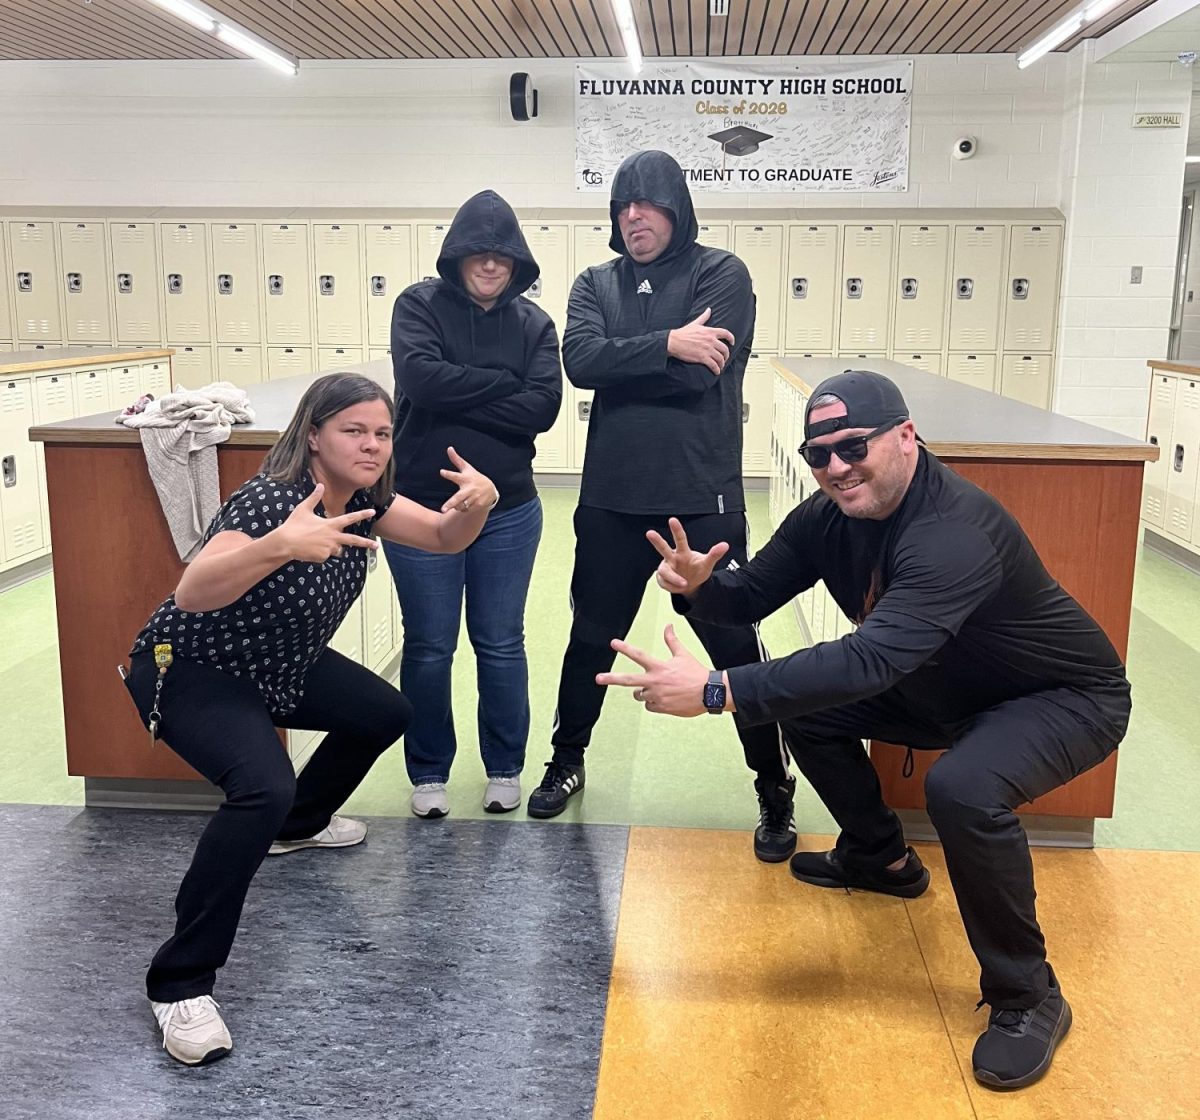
{"left": 703, "top": 669, "right": 726, "bottom": 715}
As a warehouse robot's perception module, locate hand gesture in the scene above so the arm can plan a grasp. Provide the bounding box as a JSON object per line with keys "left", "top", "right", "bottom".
{"left": 276, "top": 483, "right": 377, "bottom": 563}
{"left": 596, "top": 625, "right": 715, "bottom": 718}
{"left": 439, "top": 446, "right": 499, "bottom": 514}
{"left": 647, "top": 517, "right": 729, "bottom": 596}
{"left": 666, "top": 307, "right": 735, "bottom": 376}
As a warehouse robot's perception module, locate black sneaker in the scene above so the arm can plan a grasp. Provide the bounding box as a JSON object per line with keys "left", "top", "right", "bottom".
{"left": 788, "top": 845, "right": 930, "bottom": 898}
{"left": 753, "top": 775, "right": 798, "bottom": 863}
{"left": 972, "top": 965, "right": 1072, "bottom": 1090}
{"left": 527, "top": 760, "right": 585, "bottom": 819}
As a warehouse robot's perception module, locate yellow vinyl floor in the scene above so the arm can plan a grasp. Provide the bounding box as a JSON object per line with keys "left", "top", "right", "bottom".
{"left": 593, "top": 829, "right": 1199, "bottom": 1120}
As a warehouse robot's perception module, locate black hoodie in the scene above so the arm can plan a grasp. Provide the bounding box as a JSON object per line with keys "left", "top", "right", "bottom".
{"left": 562, "top": 150, "right": 756, "bottom": 515}
{"left": 390, "top": 190, "right": 562, "bottom": 511}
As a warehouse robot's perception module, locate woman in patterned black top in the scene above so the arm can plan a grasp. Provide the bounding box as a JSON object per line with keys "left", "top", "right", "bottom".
{"left": 123, "top": 373, "right": 498, "bottom": 1067}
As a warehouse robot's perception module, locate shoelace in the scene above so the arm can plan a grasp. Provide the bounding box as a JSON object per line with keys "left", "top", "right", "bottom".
{"left": 537, "top": 761, "right": 570, "bottom": 791}
{"left": 975, "top": 1000, "right": 1034, "bottom": 1036}
{"left": 758, "top": 791, "right": 794, "bottom": 832}
{"left": 154, "top": 996, "right": 221, "bottom": 1042}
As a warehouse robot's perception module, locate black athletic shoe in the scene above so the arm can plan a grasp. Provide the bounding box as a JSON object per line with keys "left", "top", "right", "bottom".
{"left": 753, "top": 775, "right": 798, "bottom": 862}
{"left": 788, "top": 845, "right": 930, "bottom": 898}
{"left": 526, "top": 760, "right": 585, "bottom": 819}
{"left": 972, "top": 965, "right": 1073, "bottom": 1090}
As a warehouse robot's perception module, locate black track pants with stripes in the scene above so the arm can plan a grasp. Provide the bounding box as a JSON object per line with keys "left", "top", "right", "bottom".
{"left": 549, "top": 505, "right": 789, "bottom": 782}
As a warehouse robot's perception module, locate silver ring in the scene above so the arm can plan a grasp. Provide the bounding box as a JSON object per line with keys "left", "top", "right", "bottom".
{"left": 462, "top": 500, "right": 472, "bottom": 511}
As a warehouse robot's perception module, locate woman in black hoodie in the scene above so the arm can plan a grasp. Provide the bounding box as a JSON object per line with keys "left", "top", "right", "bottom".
{"left": 384, "top": 190, "right": 562, "bottom": 818}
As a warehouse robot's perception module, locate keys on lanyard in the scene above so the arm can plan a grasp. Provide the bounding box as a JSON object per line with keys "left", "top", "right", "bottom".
{"left": 147, "top": 643, "right": 173, "bottom": 745}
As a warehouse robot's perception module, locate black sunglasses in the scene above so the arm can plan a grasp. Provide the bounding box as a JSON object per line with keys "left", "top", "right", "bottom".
{"left": 798, "top": 418, "right": 904, "bottom": 469}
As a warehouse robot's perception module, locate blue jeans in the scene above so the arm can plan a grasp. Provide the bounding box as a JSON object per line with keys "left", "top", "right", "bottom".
{"left": 383, "top": 496, "right": 543, "bottom": 785}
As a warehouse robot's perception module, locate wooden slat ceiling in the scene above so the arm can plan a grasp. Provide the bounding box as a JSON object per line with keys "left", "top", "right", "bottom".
{"left": 0, "top": 0, "right": 1160, "bottom": 61}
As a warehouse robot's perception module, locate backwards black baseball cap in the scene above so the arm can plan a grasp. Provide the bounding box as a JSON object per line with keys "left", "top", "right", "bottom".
{"left": 804, "top": 369, "right": 911, "bottom": 441}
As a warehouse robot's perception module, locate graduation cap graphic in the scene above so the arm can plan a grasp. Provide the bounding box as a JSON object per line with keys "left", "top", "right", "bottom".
{"left": 708, "top": 125, "right": 774, "bottom": 157}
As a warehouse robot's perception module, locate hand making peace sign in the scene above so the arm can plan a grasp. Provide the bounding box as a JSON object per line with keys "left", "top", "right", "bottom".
{"left": 596, "top": 624, "right": 731, "bottom": 718}
{"left": 277, "top": 483, "right": 378, "bottom": 563}
{"left": 646, "top": 517, "right": 731, "bottom": 597}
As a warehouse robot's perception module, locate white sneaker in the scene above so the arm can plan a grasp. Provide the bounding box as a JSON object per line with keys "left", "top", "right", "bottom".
{"left": 151, "top": 995, "right": 232, "bottom": 1066}
{"left": 411, "top": 782, "right": 449, "bottom": 819}
{"left": 483, "top": 776, "right": 521, "bottom": 813}
{"left": 266, "top": 814, "right": 367, "bottom": 856}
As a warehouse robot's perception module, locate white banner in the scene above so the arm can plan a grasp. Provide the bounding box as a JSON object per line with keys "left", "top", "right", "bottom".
{"left": 575, "top": 60, "right": 912, "bottom": 193}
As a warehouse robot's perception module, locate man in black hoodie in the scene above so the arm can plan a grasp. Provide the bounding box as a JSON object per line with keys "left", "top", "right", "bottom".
{"left": 527, "top": 150, "right": 796, "bottom": 863}
{"left": 599, "top": 369, "right": 1131, "bottom": 1090}
{"left": 386, "top": 190, "right": 561, "bottom": 819}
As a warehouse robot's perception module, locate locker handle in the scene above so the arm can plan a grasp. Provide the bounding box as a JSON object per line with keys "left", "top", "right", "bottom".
{"left": 16, "top": 272, "right": 32, "bottom": 292}
{"left": 1149, "top": 436, "right": 1158, "bottom": 446}
{"left": 117, "top": 273, "right": 133, "bottom": 294}
{"left": 1175, "top": 444, "right": 1185, "bottom": 473}
{"left": 956, "top": 278, "right": 974, "bottom": 299}
{"left": 900, "top": 277, "right": 918, "bottom": 299}
{"left": 319, "top": 275, "right": 335, "bottom": 295}
{"left": 846, "top": 278, "right": 863, "bottom": 299}
{"left": 742, "top": 403, "right": 750, "bottom": 423}
{"left": 577, "top": 400, "right": 592, "bottom": 421}
{"left": 791, "top": 278, "right": 808, "bottom": 299}
{"left": 167, "top": 274, "right": 183, "bottom": 295}
{"left": 268, "top": 275, "right": 284, "bottom": 295}
{"left": 66, "top": 272, "right": 83, "bottom": 293}
{"left": 371, "top": 276, "right": 387, "bottom": 296}
{"left": 2, "top": 455, "right": 15, "bottom": 489}
{"left": 1012, "top": 278, "right": 1030, "bottom": 300}
{"left": 217, "top": 274, "right": 234, "bottom": 295}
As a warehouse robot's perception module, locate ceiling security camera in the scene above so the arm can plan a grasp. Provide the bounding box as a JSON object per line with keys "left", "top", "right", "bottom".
{"left": 953, "top": 136, "right": 978, "bottom": 160}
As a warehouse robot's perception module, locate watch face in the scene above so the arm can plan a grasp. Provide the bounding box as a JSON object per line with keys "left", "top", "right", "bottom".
{"left": 703, "top": 681, "right": 725, "bottom": 711}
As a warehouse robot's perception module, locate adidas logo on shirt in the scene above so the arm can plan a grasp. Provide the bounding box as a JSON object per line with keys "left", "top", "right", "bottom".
{"left": 637, "top": 279, "right": 653, "bottom": 295}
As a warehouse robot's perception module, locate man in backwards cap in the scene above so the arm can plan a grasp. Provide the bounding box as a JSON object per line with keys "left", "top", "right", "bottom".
{"left": 599, "top": 368, "right": 1131, "bottom": 1090}
{"left": 528, "top": 150, "right": 797, "bottom": 863}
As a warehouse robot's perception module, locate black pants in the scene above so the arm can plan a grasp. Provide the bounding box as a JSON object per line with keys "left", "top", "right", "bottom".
{"left": 781, "top": 683, "right": 1127, "bottom": 1007}
{"left": 125, "top": 649, "right": 411, "bottom": 1003}
{"left": 551, "top": 505, "right": 789, "bottom": 783}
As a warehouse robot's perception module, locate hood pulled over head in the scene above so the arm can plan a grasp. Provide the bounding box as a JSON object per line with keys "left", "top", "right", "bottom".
{"left": 607, "top": 150, "right": 698, "bottom": 262}
{"left": 437, "top": 189, "right": 539, "bottom": 308}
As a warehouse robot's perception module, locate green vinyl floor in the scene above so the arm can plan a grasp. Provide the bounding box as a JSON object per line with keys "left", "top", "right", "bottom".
{"left": 1, "top": 486, "right": 1197, "bottom": 852}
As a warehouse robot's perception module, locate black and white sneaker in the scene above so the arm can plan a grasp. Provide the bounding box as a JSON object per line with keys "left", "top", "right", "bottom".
{"left": 753, "top": 775, "right": 798, "bottom": 862}
{"left": 973, "top": 965, "right": 1073, "bottom": 1090}
{"left": 527, "top": 760, "right": 585, "bottom": 819}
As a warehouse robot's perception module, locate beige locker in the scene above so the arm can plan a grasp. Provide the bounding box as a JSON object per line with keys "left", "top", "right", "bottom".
{"left": 838, "top": 224, "right": 894, "bottom": 352}
{"left": 317, "top": 346, "right": 363, "bottom": 371}
{"left": 160, "top": 223, "right": 212, "bottom": 344}
{"left": 1003, "top": 224, "right": 1061, "bottom": 352}
{"left": 365, "top": 224, "right": 413, "bottom": 347}
{"left": 1142, "top": 373, "right": 1177, "bottom": 528}
{"left": 946, "top": 352, "right": 997, "bottom": 393}
{"left": 110, "top": 222, "right": 161, "bottom": 344}
{"left": 0, "top": 223, "right": 11, "bottom": 339}
{"left": 368, "top": 348, "right": 391, "bottom": 361}
{"left": 142, "top": 359, "right": 171, "bottom": 398}
{"left": 891, "top": 352, "right": 943, "bottom": 375}
{"left": 1165, "top": 377, "right": 1200, "bottom": 541}
{"left": 415, "top": 223, "right": 450, "bottom": 283}
{"left": 263, "top": 223, "right": 312, "bottom": 346}
{"left": 1000, "top": 353, "right": 1053, "bottom": 410}
{"left": 520, "top": 223, "right": 571, "bottom": 472}
{"left": 840, "top": 352, "right": 887, "bottom": 368}
{"left": 948, "top": 224, "right": 1004, "bottom": 351}
{"left": 733, "top": 223, "right": 783, "bottom": 351}
{"left": 33, "top": 370, "right": 77, "bottom": 542}
{"left": 893, "top": 224, "right": 948, "bottom": 352}
{"left": 314, "top": 223, "right": 363, "bottom": 346}
{"left": 266, "top": 346, "right": 313, "bottom": 381}
{"left": 569, "top": 386, "right": 593, "bottom": 471}
{"left": 217, "top": 345, "right": 265, "bottom": 385}
{"left": 364, "top": 549, "right": 397, "bottom": 672}
{"left": 784, "top": 224, "right": 839, "bottom": 353}
{"left": 520, "top": 223, "right": 569, "bottom": 326}
{"left": 572, "top": 223, "right": 616, "bottom": 274}
{"left": 0, "top": 376, "right": 44, "bottom": 563}
{"left": 697, "top": 223, "right": 731, "bottom": 250}
{"left": 172, "top": 345, "right": 213, "bottom": 387}
{"left": 109, "top": 362, "right": 142, "bottom": 409}
{"left": 0, "top": 344, "right": 12, "bottom": 353}
{"left": 58, "top": 222, "right": 112, "bottom": 344}
{"left": 329, "top": 596, "right": 364, "bottom": 666}
{"left": 742, "top": 352, "right": 773, "bottom": 477}
{"left": 8, "top": 221, "right": 62, "bottom": 343}
{"left": 73, "top": 367, "right": 111, "bottom": 415}
{"left": 211, "top": 223, "right": 261, "bottom": 345}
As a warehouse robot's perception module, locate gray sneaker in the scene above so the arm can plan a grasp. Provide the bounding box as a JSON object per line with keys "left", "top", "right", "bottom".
{"left": 411, "top": 782, "right": 449, "bottom": 819}
{"left": 151, "top": 995, "right": 232, "bottom": 1066}
{"left": 483, "top": 776, "right": 521, "bottom": 813}
{"left": 267, "top": 815, "right": 367, "bottom": 856}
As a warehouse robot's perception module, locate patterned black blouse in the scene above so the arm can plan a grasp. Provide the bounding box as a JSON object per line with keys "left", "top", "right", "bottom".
{"left": 131, "top": 472, "right": 395, "bottom": 716}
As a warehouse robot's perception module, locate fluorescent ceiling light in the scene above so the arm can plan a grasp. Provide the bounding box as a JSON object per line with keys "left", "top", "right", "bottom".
{"left": 611, "top": 0, "right": 643, "bottom": 74}
{"left": 146, "top": 0, "right": 299, "bottom": 76}
{"left": 1082, "top": 0, "right": 1124, "bottom": 20}
{"left": 1017, "top": 12, "right": 1084, "bottom": 68}
{"left": 216, "top": 24, "right": 299, "bottom": 76}
{"left": 147, "top": 0, "right": 215, "bottom": 33}
{"left": 1186, "top": 155, "right": 1200, "bottom": 163}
